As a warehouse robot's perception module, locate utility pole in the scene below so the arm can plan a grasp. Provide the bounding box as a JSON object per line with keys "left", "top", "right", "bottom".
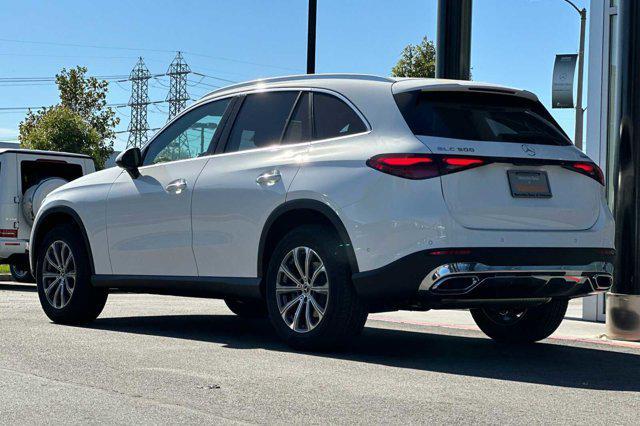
{"left": 166, "top": 52, "right": 191, "bottom": 159}
{"left": 436, "top": 0, "right": 472, "bottom": 80}
{"left": 126, "top": 57, "right": 151, "bottom": 149}
{"left": 307, "top": 0, "right": 317, "bottom": 74}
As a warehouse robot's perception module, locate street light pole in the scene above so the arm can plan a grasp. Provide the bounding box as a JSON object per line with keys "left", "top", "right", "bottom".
{"left": 562, "top": 0, "right": 587, "bottom": 150}
{"left": 436, "top": 0, "right": 472, "bottom": 80}
{"left": 307, "top": 0, "right": 317, "bottom": 74}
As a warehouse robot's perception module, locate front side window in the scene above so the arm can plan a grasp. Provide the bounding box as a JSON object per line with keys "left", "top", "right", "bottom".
{"left": 225, "top": 91, "right": 298, "bottom": 153}
{"left": 144, "top": 98, "right": 230, "bottom": 166}
{"left": 313, "top": 92, "right": 367, "bottom": 140}
{"left": 394, "top": 91, "right": 571, "bottom": 146}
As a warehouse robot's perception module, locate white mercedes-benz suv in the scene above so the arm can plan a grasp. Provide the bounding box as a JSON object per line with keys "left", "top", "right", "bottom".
{"left": 30, "top": 74, "right": 614, "bottom": 350}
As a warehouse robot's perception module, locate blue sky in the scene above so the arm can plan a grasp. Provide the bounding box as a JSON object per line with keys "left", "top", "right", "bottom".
{"left": 0, "top": 0, "right": 587, "bottom": 151}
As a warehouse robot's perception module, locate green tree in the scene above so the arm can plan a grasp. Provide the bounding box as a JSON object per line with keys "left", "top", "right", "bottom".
{"left": 19, "top": 66, "right": 118, "bottom": 168}
{"left": 19, "top": 107, "right": 108, "bottom": 167}
{"left": 391, "top": 36, "right": 436, "bottom": 78}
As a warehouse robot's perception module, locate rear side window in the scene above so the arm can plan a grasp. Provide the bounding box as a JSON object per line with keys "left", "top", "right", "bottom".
{"left": 394, "top": 91, "right": 571, "bottom": 146}
{"left": 283, "top": 92, "right": 312, "bottom": 144}
{"left": 313, "top": 93, "right": 367, "bottom": 140}
{"left": 226, "top": 91, "right": 298, "bottom": 152}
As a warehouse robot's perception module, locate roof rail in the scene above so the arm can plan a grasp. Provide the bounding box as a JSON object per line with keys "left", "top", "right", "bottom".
{"left": 200, "top": 73, "right": 395, "bottom": 99}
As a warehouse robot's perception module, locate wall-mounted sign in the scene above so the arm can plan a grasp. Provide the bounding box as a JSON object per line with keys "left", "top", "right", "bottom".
{"left": 552, "top": 54, "right": 578, "bottom": 108}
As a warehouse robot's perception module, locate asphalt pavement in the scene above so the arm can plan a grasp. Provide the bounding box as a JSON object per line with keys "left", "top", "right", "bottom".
{"left": 1, "top": 281, "right": 639, "bottom": 424}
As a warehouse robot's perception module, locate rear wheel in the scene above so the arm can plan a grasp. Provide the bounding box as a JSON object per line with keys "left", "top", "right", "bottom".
{"left": 36, "top": 224, "right": 108, "bottom": 324}
{"left": 225, "top": 298, "right": 267, "bottom": 318}
{"left": 470, "top": 299, "right": 568, "bottom": 343}
{"left": 10, "top": 263, "right": 34, "bottom": 283}
{"left": 265, "top": 225, "right": 368, "bottom": 351}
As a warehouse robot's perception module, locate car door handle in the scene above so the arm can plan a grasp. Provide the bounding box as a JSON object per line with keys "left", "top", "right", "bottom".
{"left": 256, "top": 169, "right": 282, "bottom": 186}
{"left": 165, "top": 178, "right": 187, "bottom": 194}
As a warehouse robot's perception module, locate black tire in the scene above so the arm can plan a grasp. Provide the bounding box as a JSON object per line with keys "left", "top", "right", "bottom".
{"left": 36, "top": 224, "right": 108, "bottom": 324}
{"left": 10, "top": 263, "right": 34, "bottom": 283}
{"left": 470, "top": 299, "right": 568, "bottom": 343}
{"left": 225, "top": 298, "right": 267, "bottom": 318}
{"left": 265, "top": 224, "right": 368, "bottom": 351}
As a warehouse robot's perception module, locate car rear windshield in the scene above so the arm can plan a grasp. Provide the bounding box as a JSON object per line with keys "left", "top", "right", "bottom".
{"left": 394, "top": 90, "right": 572, "bottom": 146}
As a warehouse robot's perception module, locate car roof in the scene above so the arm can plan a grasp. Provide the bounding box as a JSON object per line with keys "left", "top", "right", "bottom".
{"left": 0, "top": 148, "right": 92, "bottom": 159}
{"left": 199, "top": 73, "right": 538, "bottom": 102}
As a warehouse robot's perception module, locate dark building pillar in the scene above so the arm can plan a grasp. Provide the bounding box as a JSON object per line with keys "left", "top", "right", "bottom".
{"left": 436, "top": 0, "right": 472, "bottom": 80}
{"left": 307, "top": 0, "right": 317, "bottom": 74}
{"left": 608, "top": 0, "right": 640, "bottom": 340}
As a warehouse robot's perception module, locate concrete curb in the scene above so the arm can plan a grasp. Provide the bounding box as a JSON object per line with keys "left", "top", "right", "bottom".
{"left": 370, "top": 316, "right": 640, "bottom": 350}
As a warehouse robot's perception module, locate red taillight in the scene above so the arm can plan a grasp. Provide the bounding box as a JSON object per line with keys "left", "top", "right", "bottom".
{"left": 566, "top": 162, "right": 605, "bottom": 186}
{"left": 442, "top": 157, "right": 484, "bottom": 167}
{"left": 366, "top": 154, "right": 487, "bottom": 180}
{"left": 366, "top": 154, "right": 439, "bottom": 179}
{"left": 0, "top": 229, "right": 17, "bottom": 238}
{"left": 429, "top": 249, "right": 472, "bottom": 256}
{"left": 377, "top": 156, "right": 434, "bottom": 167}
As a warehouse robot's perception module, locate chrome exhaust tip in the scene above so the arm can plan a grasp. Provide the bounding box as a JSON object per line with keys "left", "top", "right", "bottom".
{"left": 592, "top": 274, "right": 613, "bottom": 290}
{"left": 430, "top": 275, "right": 480, "bottom": 295}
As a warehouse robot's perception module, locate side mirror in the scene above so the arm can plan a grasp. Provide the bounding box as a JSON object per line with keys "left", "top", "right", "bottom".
{"left": 116, "top": 147, "right": 142, "bottom": 179}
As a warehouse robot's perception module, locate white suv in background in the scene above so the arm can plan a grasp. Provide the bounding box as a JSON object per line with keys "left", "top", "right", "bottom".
{"left": 0, "top": 149, "right": 95, "bottom": 282}
{"left": 30, "top": 74, "right": 614, "bottom": 350}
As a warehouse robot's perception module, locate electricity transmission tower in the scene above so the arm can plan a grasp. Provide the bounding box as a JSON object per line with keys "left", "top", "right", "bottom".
{"left": 166, "top": 52, "right": 192, "bottom": 159}
{"left": 167, "top": 51, "right": 191, "bottom": 118}
{"left": 126, "top": 57, "right": 151, "bottom": 149}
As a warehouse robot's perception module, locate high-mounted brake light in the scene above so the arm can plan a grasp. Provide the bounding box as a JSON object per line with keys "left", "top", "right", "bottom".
{"left": 366, "top": 154, "right": 487, "bottom": 180}
{"left": 565, "top": 162, "right": 605, "bottom": 186}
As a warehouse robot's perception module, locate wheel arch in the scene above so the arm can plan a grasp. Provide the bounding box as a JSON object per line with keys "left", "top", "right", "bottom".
{"left": 258, "top": 199, "right": 359, "bottom": 283}
{"left": 30, "top": 206, "right": 95, "bottom": 275}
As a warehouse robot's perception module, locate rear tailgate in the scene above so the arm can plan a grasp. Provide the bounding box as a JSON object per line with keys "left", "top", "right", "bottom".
{"left": 394, "top": 86, "right": 603, "bottom": 232}
{"left": 419, "top": 136, "right": 600, "bottom": 231}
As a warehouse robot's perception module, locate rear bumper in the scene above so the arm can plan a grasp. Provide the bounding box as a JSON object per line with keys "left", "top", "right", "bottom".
{"left": 352, "top": 247, "right": 614, "bottom": 311}
{"left": 0, "top": 239, "right": 28, "bottom": 263}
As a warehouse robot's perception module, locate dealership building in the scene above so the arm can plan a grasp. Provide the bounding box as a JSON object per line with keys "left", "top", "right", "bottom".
{"left": 583, "top": 0, "right": 619, "bottom": 322}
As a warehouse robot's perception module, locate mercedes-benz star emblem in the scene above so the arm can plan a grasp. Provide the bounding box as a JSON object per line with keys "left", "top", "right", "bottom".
{"left": 521, "top": 144, "right": 536, "bottom": 156}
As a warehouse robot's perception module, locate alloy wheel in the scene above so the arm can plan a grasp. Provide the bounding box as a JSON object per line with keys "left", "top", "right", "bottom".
{"left": 275, "top": 246, "right": 329, "bottom": 333}
{"left": 41, "top": 240, "right": 76, "bottom": 309}
{"left": 11, "top": 265, "right": 29, "bottom": 279}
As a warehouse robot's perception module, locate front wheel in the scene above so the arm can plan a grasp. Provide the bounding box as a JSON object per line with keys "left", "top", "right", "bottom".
{"left": 36, "top": 224, "right": 108, "bottom": 324}
{"left": 470, "top": 299, "right": 568, "bottom": 343}
{"left": 10, "top": 263, "right": 34, "bottom": 283}
{"left": 265, "top": 225, "right": 368, "bottom": 351}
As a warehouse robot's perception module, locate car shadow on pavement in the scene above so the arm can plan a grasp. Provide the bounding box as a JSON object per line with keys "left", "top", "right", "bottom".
{"left": 88, "top": 314, "right": 640, "bottom": 392}
{"left": 0, "top": 283, "right": 36, "bottom": 292}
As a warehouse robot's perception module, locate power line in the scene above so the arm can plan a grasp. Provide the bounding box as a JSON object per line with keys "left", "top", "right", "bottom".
{"left": 0, "top": 75, "right": 128, "bottom": 82}
{"left": 187, "top": 77, "right": 221, "bottom": 89}
{"left": 191, "top": 72, "right": 237, "bottom": 84}
{"left": 0, "top": 37, "right": 301, "bottom": 72}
